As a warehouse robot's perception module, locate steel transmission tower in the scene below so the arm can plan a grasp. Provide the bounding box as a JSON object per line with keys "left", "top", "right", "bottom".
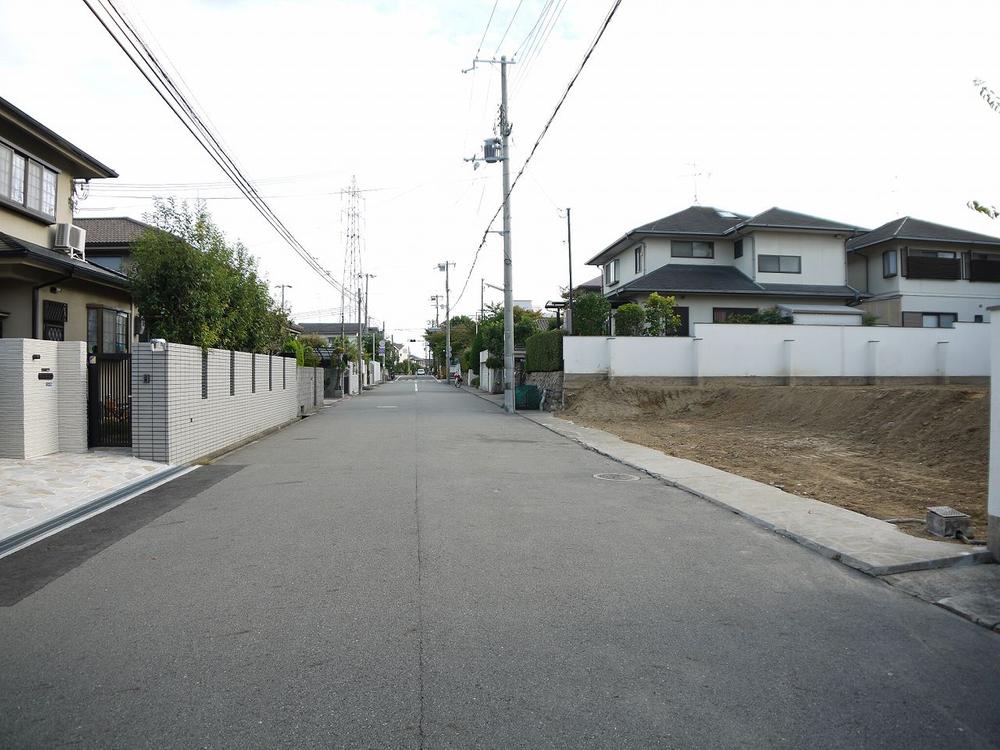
{"left": 340, "top": 177, "right": 365, "bottom": 342}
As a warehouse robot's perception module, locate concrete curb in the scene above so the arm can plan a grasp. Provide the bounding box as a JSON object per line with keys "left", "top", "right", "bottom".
{"left": 0, "top": 463, "right": 195, "bottom": 559}
{"left": 464, "top": 390, "right": 992, "bottom": 578}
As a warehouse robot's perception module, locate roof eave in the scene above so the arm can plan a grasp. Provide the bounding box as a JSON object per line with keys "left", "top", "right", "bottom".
{"left": 0, "top": 96, "right": 118, "bottom": 179}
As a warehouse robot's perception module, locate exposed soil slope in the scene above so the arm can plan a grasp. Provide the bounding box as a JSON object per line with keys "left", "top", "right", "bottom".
{"left": 560, "top": 382, "right": 988, "bottom": 538}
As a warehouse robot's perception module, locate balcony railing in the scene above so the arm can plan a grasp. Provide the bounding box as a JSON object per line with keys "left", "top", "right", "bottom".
{"left": 969, "top": 259, "right": 1000, "bottom": 282}
{"left": 905, "top": 256, "right": 961, "bottom": 280}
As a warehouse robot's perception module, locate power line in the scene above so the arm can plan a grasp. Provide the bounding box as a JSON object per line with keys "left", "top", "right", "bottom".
{"left": 513, "top": 0, "right": 555, "bottom": 59}
{"left": 474, "top": 0, "right": 500, "bottom": 59}
{"left": 494, "top": 0, "right": 526, "bottom": 54}
{"left": 452, "top": 0, "right": 624, "bottom": 308}
{"left": 80, "top": 0, "right": 350, "bottom": 298}
{"left": 512, "top": 0, "right": 560, "bottom": 84}
{"left": 513, "top": 0, "right": 569, "bottom": 93}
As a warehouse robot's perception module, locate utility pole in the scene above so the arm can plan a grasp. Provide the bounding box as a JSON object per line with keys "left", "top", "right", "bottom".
{"left": 480, "top": 278, "right": 485, "bottom": 324}
{"left": 437, "top": 262, "right": 454, "bottom": 379}
{"left": 565, "top": 208, "right": 573, "bottom": 335}
{"left": 356, "top": 291, "right": 363, "bottom": 393}
{"left": 430, "top": 295, "right": 441, "bottom": 328}
{"left": 464, "top": 55, "right": 515, "bottom": 411}
{"left": 277, "top": 284, "right": 292, "bottom": 314}
{"left": 500, "top": 56, "right": 514, "bottom": 412}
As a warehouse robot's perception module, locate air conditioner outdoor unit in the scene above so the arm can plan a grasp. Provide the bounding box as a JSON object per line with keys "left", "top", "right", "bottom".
{"left": 53, "top": 223, "right": 87, "bottom": 260}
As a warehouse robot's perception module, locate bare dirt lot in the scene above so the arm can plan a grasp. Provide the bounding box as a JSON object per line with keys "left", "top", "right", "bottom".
{"left": 560, "top": 381, "right": 988, "bottom": 541}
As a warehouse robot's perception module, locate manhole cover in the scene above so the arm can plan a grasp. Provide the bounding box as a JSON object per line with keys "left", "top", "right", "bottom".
{"left": 593, "top": 472, "right": 640, "bottom": 482}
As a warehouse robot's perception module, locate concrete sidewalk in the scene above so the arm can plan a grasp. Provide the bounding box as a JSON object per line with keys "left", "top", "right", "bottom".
{"left": 0, "top": 452, "right": 187, "bottom": 557}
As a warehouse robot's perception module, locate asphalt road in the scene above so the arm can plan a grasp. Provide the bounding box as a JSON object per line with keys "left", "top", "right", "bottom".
{"left": 2, "top": 377, "right": 1000, "bottom": 749}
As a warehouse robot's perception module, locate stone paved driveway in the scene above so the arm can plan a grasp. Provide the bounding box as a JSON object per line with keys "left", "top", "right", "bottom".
{"left": 0, "top": 452, "right": 168, "bottom": 547}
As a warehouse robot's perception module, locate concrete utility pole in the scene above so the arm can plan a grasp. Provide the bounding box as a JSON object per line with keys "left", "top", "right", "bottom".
{"left": 500, "top": 56, "right": 514, "bottom": 413}
{"left": 438, "top": 262, "right": 454, "bottom": 379}
{"left": 277, "top": 284, "right": 292, "bottom": 314}
{"left": 565, "top": 208, "right": 573, "bottom": 335}
{"left": 430, "top": 295, "right": 441, "bottom": 328}
{"left": 356, "top": 291, "right": 363, "bottom": 392}
{"left": 463, "top": 54, "right": 516, "bottom": 411}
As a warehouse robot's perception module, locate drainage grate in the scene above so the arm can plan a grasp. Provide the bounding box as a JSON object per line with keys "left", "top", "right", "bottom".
{"left": 593, "top": 472, "right": 640, "bottom": 482}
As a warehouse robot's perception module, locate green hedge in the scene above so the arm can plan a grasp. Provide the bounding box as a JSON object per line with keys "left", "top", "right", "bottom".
{"left": 525, "top": 329, "right": 563, "bottom": 372}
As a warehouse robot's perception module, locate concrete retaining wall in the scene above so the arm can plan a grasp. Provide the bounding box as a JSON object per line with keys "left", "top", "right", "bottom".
{"left": 132, "top": 342, "right": 322, "bottom": 464}
{"left": 565, "top": 322, "right": 990, "bottom": 383}
{"left": 0, "top": 339, "right": 86, "bottom": 459}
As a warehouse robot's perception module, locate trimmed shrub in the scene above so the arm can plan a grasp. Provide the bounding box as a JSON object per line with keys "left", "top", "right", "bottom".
{"left": 614, "top": 303, "right": 646, "bottom": 336}
{"left": 525, "top": 329, "right": 563, "bottom": 372}
{"left": 727, "top": 307, "right": 793, "bottom": 324}
{"left": 572, "top": 292, "right": 611, "bottom": 336}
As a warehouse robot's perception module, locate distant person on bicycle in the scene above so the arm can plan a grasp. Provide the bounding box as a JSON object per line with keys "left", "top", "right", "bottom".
{"left": 453, "top": 372, "right": 463, "bottom": 388}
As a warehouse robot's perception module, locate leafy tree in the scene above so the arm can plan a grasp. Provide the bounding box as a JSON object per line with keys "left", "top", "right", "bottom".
{"left": 645, "top": 292, "right": 682, "bottom": 336}
{"left": 970, "top": 80, "right": 1000, "bottom": 219}
{"left": 614, "top": 303, "right": 646, "bottom": 336}
{"left": 130, "top": 198, "right": 286, "bottom": 352}
{"left": 572, "top": 292, "right": 611, "bottom": 335}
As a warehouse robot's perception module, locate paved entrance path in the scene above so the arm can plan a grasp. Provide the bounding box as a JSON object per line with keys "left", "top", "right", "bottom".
{"left": 1, "top": 377, "right": 999, "bottom": 748}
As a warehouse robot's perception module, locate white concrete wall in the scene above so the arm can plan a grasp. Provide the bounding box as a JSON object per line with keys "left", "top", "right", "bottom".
{"left": 297, "top": 365, "right": 322, "bottom": 415}
{"left": 0, "top": 339, "right": 86, "bottom": 459}
{"left": 565, "top": 322, "right": 989, "bottom": 379}
{"left": 750, "top": 231, "right": 847, "bottom": 285}
{"left": 988, "top": 312, "right": 1000, "bottom": 558}
{"left": 132, "top": 342, "right": 318, "bottom": 464}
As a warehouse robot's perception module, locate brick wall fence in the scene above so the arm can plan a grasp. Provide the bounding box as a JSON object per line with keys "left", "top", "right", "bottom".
{"left": 0, "top": 339, "right": 86, "bottom": 459}
{"left": 132, "top": 342, "right": 322, "bottom": 465}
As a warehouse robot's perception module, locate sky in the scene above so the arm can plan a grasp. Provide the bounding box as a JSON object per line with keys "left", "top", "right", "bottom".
{"left": 3, "top": 0, "right": 1000, "bottom": 354}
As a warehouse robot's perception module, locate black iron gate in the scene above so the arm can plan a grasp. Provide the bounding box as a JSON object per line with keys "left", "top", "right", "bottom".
{"left": 87, "top": 354, "right": 132, "bottom": 447}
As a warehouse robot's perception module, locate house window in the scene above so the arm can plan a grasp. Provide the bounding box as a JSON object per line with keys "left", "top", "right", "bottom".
{"left": 604, "top": 258, "right": 619, "bottom": 285}
{"left": 713, "top": 307, "right": 757, "bottom": 323}
{"left": 86, "top": 307, "right": 130, "bottom": 353}
{"left": 902, "top": 312, "right": 957, "bottom": 328}
{"left": 42, "top": 300, "right": 68, "bottom": 341}
{"left": 633, "top": 245, "right": 644, "bottom": 274}
{"left": 734, "top": 239, "right": 743, "bottom": 259}
{"left": 758, "top": 254, "right": 801, "bottom": 274}
{"left": 671, "top": 240, "right": 714, "bottom": 259}
{"left": 91, "top": 255, "right": 125, "bottom": 273}
{"left": 0, "top": 141, "right": 58, "bottom": 220}
{"left": 882, "top": 249, "right": 898, "bottom": 278}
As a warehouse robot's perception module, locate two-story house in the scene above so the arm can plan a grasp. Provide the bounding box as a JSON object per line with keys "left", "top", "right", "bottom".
{"left": 846, "top": 217, "right": 1000, "bottom": 327}
{"left": 0, "top": 96, "right": 132, "bottom": 352}
{"left": 587, "top": 206, "right": 864, "bottom": 335}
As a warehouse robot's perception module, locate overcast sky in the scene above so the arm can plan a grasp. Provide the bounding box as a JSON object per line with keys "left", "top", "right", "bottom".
{"left": 4, "top": 0, "right": 1000, "bottom": 350}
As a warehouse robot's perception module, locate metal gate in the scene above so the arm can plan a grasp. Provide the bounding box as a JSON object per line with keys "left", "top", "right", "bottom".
{"left": 87, "top": 354, "right": 132, "bottom": 447}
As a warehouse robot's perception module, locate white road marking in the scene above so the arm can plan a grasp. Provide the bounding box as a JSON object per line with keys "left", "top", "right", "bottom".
{"left": 376, "top": 405, "right": 397, "bottom": 409}
{"left": 414, "top": 382, "right": 418, "bottom": 392}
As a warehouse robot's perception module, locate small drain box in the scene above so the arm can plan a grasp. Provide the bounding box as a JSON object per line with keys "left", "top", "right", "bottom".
{"left": 925, "top": 506, "right": 972, "bottom": 538}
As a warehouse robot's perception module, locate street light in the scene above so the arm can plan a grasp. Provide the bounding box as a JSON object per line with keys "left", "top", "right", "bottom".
{"left": 437, "top": 262, "right": 454, "bottom": 379}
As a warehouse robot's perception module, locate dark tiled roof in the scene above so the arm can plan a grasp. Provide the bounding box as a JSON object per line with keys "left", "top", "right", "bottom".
{"left": 76, "top": 217, "right": 158, "bottom": 246}
{"left": 0, "top": 95, "right": 118, "bottom": 179}
{"left": 587, "top": 206, "right": 748, "bottom": 265}
{"left": 576, "top": 274, "right": 602, "bottom": 290}
{"left": 297, "top": 322, "right": 380, "bottom": 336}
{"left": 613, "top": 264, "right": 761, "bottom": 294}
{"left": 611, "top": 263, "right": 861, "bottom": 299}
{"left": 846, "top": 216, "right": 1000, "bottom": 251}
{"left": 634, "top": 206, "right": 749, "bottom": 235}
{"left": 734, "top": 207, "right": 864, "bottom": 234}
{"left": 0, "top": 232, "right": 130, "bottom": 288}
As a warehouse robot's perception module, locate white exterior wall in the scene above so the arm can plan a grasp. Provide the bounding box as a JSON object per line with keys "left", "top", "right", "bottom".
{"left": 791, "top": 313, "right": 862, "bottom": 326}
{"left": 0, "top": 339, "right": 87, "bottom": 459}
{"left": 750, "top": 231, "right": 848, "bottom": 285}
{"left": 132, "top": 342, "right": 316, "bottom": 465}
{"left": 565, "top": 322, "right": 988, "bottom": 379}
{"left": 602, "top": 237, "right": 739, "bottom": 293}
{"left": 667, "top": 294, "right": 844, "bottom": 326}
